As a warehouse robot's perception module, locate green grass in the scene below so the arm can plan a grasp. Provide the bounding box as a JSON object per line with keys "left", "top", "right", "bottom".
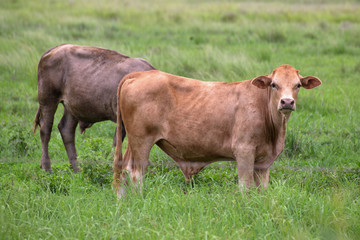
{"left": 1, "top": 0, "right": 360, "bottom": 239}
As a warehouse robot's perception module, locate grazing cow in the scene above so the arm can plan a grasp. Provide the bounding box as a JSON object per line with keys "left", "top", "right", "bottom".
{"left": 113, "top": 65, "right": 321, "bottom": 197}
{"left": 34, "top": 44, "right": 155, "bottom": 172}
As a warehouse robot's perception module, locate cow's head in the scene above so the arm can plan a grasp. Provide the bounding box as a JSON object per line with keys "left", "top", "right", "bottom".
{"left": 251, "top": 64, "right": 321, "bottom": 115}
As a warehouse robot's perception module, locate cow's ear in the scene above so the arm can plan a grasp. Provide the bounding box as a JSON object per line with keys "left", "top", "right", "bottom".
{"left": 300, "top": 76, "right": 322, "bottom": 89}
{"left": 251, "top": 75, "right": 272, "bottom": 89}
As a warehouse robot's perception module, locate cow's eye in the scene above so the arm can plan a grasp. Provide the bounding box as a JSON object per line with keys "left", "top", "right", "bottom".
{"left": 297, "top": 83, "right": 301, "bottom": 88}
{"left": 271, "top": 83, "right": 277, "bottom": 89}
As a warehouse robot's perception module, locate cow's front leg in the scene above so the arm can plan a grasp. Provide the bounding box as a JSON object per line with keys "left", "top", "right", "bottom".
{"left": 235, "top": 148, "right": 255, "bottom": 193}
{"left": 254, "top": 168, "right": 270, "bottom": 189}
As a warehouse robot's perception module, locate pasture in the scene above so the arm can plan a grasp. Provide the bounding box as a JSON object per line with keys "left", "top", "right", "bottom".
{"left": 1, "top": 0, "right": 359, "bottom": 239}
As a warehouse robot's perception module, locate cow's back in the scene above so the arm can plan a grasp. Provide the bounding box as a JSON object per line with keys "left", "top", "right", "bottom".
{"left": 37, "top": 44, "right": 155, "bottom": 122}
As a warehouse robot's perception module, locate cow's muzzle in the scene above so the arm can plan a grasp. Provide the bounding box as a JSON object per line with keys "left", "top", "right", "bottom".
{"left": 279, "top": 98, "right": 295, "bottom": 112}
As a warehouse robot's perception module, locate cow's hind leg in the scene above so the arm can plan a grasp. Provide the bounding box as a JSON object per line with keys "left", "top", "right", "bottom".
{"left": 116, "top": 137, "right": 152, "bottom": 198}
{"left": 38, "top": 104, "right": 58, "bottom": 172}
{"left": 254, "top": 168, "right": 270, "bottom": 189}
{"left": 113, "top": 143, "right": 131, "bottom": 199}
{"left": 58, "top": 108, "right": 79, "bottom": 172}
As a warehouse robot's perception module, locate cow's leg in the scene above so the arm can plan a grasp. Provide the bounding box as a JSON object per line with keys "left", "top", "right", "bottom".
{"left": 115, "top": 137, "right": 152, "bottom": 198}
{"left": 58, "top": 108, "right": 79, "bottom": 172}
{"left": 254, "top": 168, "right": 270, "bottom": 189}
{"left": 39, "top": 104, "right": 58, "bottom": 172}
{"left": 113, "top": 143, "right": 132, "bottom": 199}
{"left": 128, "top": 138, "right": 152, "bottom": 192}
{"left": 235, "top": 148, "right": 255, "bottom": 193}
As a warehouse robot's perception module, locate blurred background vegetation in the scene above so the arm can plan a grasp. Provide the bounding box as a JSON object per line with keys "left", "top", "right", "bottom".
{"left": 0, "top": 0, "right": 359, "bottom": 239}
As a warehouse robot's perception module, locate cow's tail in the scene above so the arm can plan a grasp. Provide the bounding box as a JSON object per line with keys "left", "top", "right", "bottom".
{"left": 33, "top": 106, "right": 41, "bottom": 134}
{"left": 114, "top": 81, "right": 124, "bottom": 167}
{"left": 113, "top": 74, "right": 131, "bottom": 189}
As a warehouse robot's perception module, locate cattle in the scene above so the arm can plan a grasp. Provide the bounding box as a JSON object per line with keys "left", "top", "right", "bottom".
{"left": 34, "top": 44, "right": 155, "bottom": 172}
{"left": 113, "top": 64, "right": 321, "bottom": 198}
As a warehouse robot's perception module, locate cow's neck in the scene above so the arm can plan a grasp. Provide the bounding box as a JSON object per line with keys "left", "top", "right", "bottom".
{"left": 266, "top": 92, "right": 290, "bottom": 155}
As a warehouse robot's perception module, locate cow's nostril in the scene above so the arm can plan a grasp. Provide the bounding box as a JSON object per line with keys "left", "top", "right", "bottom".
{"left": 281, "top": 99, "right": 285, "bottom": 105}
{"left": 290, "top": 100, "right": 294, "bottom": 106}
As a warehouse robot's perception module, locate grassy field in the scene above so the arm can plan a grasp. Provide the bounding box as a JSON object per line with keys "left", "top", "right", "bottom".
{"left": 1, "top": 0, "right": 360, "bottom": 239}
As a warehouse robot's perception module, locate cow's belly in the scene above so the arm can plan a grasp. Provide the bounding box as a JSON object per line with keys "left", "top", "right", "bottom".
{"left": 156, "top": 139, "right": 234, "bottom": 163}
{"left": 62, "top": 97, "right": 115, "bottom": 123}
{"left": 61, "top": 75, "right": 118, "bottom": 122}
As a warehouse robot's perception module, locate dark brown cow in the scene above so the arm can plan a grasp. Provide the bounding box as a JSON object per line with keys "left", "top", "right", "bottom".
{"left": 113, "top": 64, "right": 321, "bottom": 197}
{"left": 34, "top": 44, "right": 155, "bottom": 172}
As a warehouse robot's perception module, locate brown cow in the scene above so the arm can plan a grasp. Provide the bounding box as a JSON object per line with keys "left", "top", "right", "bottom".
{"left": 34, "top": 44, "right": 155, "bottom": 172}
{"left": 113, "top": 65, "right": 321, "bottom": 197}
